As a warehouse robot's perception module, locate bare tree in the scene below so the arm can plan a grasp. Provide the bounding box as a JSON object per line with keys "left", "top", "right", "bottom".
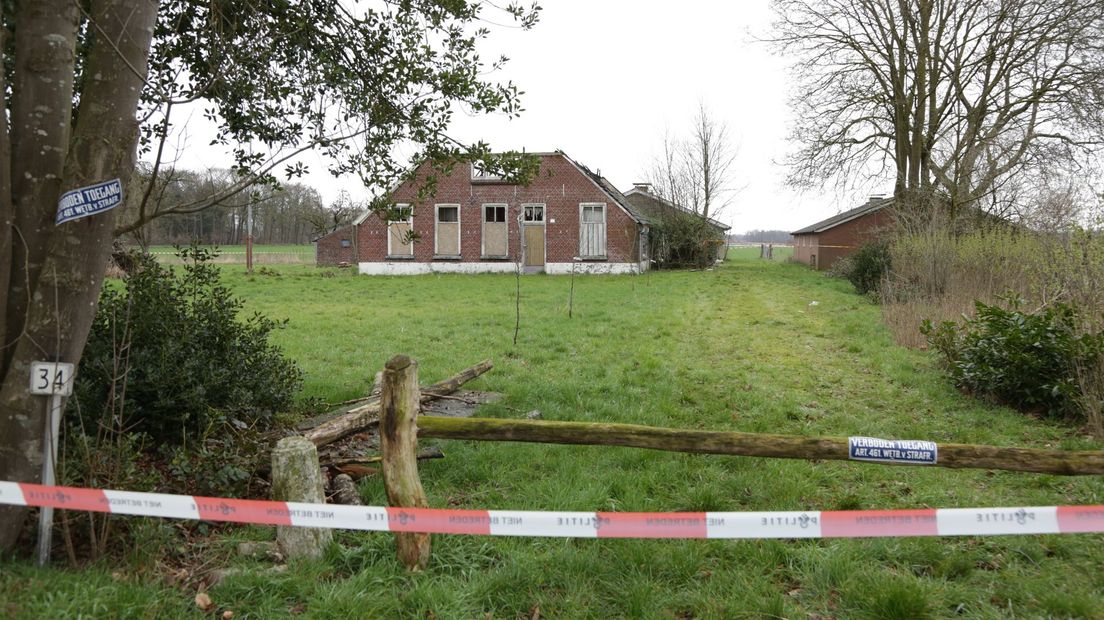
{"left": 689, "top": 102, "right": 739, "bottom": 220}
{"left": 771, "top": 0, "right": 1104, "bottom": 220}
{"left": 646, "top": 128, "right": 695, "bottom": 213}
{"left": 645, "top": 103, "right": 740, "bottom": 219}
{"left": 302, "top": 190, "right": 361, "bottom": 240}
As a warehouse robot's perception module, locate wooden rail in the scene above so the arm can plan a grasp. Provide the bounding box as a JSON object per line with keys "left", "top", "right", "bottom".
{"left": 416, "top": 416, "right": 1104, "bottom": 476}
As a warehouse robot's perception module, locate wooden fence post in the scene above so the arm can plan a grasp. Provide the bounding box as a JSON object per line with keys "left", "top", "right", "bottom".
{"left": 380, "top": 354, "right": 430, "bottom": 570}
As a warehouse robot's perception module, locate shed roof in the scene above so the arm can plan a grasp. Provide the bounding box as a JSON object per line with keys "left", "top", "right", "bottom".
{"left": 621, "top": 187, "right": 731, "bottom": 231}
{"left": 791, "top": 196, "right": 893, "bottom": 235}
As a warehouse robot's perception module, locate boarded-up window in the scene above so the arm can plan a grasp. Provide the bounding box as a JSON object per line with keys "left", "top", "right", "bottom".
{"left": 436, "top": 204, "right": 460, "bottom": 256}
{"left": 482, "top": 204, "right": 508, "bottom": 257}
{"left": 579, "top": 203, "right": 606, "bottom": 258}
{"left": 387, "top": 204, "right": 413, "bottom": 257}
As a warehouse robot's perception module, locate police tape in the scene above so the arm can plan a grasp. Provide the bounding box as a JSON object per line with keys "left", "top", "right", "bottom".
{"left": 3, "top": 481, "right": 1103, "bottom": 539}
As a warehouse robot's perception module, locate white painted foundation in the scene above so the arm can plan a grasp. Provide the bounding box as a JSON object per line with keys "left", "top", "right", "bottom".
{"left": 358, "top": 261, "right": 517, "bottom": 275}
{"left": 544, "top": 262, "right": 643, "bottom": 275}
{"left": 357, "top": 261, "right": 646, "bottom": 275}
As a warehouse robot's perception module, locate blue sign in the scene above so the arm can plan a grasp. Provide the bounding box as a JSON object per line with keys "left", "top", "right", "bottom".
{"left": 848, "top": 436, "right": 937, "bottom": 465}
{"left": 56, "top": 178, "right": 123, "bottom": 225}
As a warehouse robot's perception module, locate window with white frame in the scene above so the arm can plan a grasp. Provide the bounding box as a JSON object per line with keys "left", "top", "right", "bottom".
{"left": 435, "top": 204, "right": 461, "bottom": 256}
{"left": 482, "top": 204, "right": 508, "bottom": 257}
{"left": 579, "top": 203, "right": 606, "bottom": 258}
{"left": 387, "top": 204, "right": 413, "bottom": 257}
{"left": 523, "top": 204, "right": 544, "bottom": 222}
{"left": 471, "top": 161, "right": 504, "bottom": 183}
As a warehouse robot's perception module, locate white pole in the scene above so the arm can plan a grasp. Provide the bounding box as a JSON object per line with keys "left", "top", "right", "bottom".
{"left": 246, "top": 203, "right": 254, "bottom": 273}
{"left": 37, "top": 393, "right": 63, "bottom": 566}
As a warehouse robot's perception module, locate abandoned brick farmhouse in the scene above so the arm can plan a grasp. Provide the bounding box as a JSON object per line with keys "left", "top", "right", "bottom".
{"left": 316, "top": 151, "right": 652, "bottom": 274}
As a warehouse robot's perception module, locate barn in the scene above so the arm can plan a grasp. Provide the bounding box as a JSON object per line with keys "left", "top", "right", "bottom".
{"left": 316, "top": 151, "right": 651, "bottom": 274}
{"left": 791, "top": 196, "right": 893, "bottom": 270}
{"left": 621, "top": 183, "right": 731, "bottom": 263}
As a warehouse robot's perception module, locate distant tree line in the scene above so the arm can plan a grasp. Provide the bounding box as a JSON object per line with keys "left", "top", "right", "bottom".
{"left": 728, "top": 230, "right": 792, "bottom": 244}
{"left": 120, "top": 168, "right": 360, "bottom": 246}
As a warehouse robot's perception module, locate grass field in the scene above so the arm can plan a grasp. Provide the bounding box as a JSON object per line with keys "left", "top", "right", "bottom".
{"left": 145, "top": 244, "right": 315, "bottom": 265}
{"left": 3, "top": 248, "right": 1103, "bottom": 618}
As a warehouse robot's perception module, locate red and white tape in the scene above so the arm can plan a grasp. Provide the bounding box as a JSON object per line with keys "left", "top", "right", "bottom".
{"left": 3, "top": 481, "right": 1103, "bottom": 539}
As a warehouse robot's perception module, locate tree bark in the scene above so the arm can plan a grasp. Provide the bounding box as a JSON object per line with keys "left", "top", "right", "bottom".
{"left": 0, "top": 0, "right": 13, "bottom": 356}
{"left": 0, "top": 0, "right": 159, "bottom": 552}
{"left": 3, "top": 0, "right": 80, "bottom": 379}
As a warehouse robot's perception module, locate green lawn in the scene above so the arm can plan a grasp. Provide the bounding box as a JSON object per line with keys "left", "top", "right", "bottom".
{"left": 3, "top": 248, "right": 1103, "bottom": 619}
{"left": 145, "top": 244, "right": 315, "bottom": 265}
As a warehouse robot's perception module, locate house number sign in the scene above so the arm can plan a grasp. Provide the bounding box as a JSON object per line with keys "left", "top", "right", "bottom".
{"left": 28, "top": 360, "right": 74, "bottom": 566}
{"left": 29, "top": 361, "right": 74, "bottom": 397}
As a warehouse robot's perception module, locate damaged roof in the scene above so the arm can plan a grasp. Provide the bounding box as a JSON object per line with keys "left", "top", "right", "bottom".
{"left": 621, "top": 187, "right": 731, "bottom": 232}
{"left": 558, "top": 152, "right": 650, "bottom": 225}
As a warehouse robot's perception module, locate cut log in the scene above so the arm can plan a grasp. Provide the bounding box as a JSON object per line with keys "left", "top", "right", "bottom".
{"left": 330, "top": 474, "right": 363, "bottom": 505}
{"left": 417, "top": 416, "right": 1104, "bottom": 477}
{"left": 332, "top": 464, "right": 378, "bottom": 480}
{"left": 302, "top": 359, "right": 492, "bottom": 446}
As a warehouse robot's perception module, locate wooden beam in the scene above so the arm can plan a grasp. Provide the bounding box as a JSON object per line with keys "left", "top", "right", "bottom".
{"left": 417, "top": 416, "right": 1104, "bottom": 476}
{"left": 303, "top": 359, "right": 492, "bottom": 446}
{"left": 380, "top": 355, "right": 431, "bottom": 571}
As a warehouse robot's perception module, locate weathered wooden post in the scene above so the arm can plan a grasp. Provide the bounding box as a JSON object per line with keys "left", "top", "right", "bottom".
{"left": 380, "top": 355, "right": 431, "bottom": 570}
{"left": 271, "top": 436, "right": 332, "bottom": 558}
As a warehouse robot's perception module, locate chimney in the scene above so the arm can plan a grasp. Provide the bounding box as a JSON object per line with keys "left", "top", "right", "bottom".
{"left": 868, "top": 194, "right": 887, "bottom": 203}
{"left": 633, "top": 182, "right": 653, "bottom": 193}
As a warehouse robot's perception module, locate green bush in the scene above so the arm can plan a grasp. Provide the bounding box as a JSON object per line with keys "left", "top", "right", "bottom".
{"left": 921, "top": 296, "right": 1103, "bottom": 419}
{"left": 648, "top": 212, "right": 724, "bottom": 269}
{"left": 58, "top": 245, "right": 301, "bottom": 559}
{"left": 72, "top": 244, "right": 303, "bottom": 445}
{"left": 834, "top": 240, "right": 891, "bottom": 296}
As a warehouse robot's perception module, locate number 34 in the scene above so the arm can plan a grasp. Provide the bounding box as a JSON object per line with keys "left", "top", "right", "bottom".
{"left": 29, "top": 362, "right": 74, "bottom": 396}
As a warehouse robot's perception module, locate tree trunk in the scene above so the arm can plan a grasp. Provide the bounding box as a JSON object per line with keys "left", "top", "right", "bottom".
{"left": 0, "top": 0, "right": 13, "bottom": 358}
{"left": 0, "top": 0, "right": 159, "bottom": 553}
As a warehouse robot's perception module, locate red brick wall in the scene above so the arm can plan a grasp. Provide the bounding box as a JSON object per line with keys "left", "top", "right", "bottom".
{"left": 792, "top": 234, "right": 818, "bottom": 267}
{"left": 315, "top": 225, "right": 357, "bottom": 266}
{"left": 792, "top": 209, "right": 893, "bottom": 270}
{"left": 816, "top": 209, "right": 892, "bottom": 270}
{"left": 353, "top": 154, "right": 642, "bottom": 264}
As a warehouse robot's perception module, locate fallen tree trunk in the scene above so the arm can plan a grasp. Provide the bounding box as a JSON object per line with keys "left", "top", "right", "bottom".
{"left": 417, "top": 416, "right": 1104, "bottom": 476}
{"left": 303, "top": 360, "right": 492, "bottom": 446}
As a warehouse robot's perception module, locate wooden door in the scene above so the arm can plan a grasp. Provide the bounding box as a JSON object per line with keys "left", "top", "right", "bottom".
{"left": 524, "top": 225, "right": 545, "bottom": 267}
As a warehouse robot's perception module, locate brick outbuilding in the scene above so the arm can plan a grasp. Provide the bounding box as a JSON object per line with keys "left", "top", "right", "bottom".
{"left": 316, "top": 151, "right": 651, "bottom": 274}
{"left": 791, "top": 196, "right": 893, "bottom": 270}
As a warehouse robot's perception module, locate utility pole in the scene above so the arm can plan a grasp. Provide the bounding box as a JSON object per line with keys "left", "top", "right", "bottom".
{"left": 246, "top": 203, "right": 254, "bottom": 274}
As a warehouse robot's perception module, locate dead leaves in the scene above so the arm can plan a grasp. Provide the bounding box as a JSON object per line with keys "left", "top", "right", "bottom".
{"left": 194, "top": 590, "right": 235, "bottom": 618}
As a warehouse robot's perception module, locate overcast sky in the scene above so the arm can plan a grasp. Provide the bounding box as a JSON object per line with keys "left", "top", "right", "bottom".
{"left": 160, "top": 1, "right": 892, "bottom": 234}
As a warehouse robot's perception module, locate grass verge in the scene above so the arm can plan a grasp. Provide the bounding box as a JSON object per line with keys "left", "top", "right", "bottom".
{"left": 3, "top": 248, "right": 1102, "bottom": 618}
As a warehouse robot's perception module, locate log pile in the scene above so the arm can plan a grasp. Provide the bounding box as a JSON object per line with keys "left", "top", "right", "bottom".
{"left": 301, "top": 359, "right": 492, "bottom": 446}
